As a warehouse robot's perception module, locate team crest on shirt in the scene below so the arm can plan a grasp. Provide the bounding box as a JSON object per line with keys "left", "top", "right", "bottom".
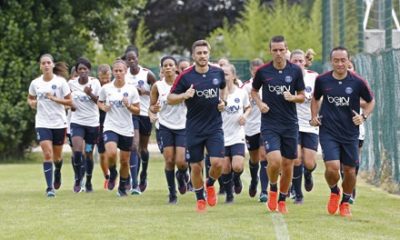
{"left": 345, "top": 87, "right": 353, "bottom": 94}
{"left": 234, "top": 98, "right": 240, "bottom": 103}
{"left": 285, "top": 76, "right": 292, "bottom": 83}
{"left": 51, "top": 84, "right": 57, "bottom": 89}
{"left": 138, "top": 80, "right": 144, "bottom": 87}
{"left": 123, "top": 92, "right": 129, "bottom": 97}
{"left": 212, "top": 78, "right": 220, "bottom": 85}
{"left": 305, "top": 86, "right": 312, "bottom": 93}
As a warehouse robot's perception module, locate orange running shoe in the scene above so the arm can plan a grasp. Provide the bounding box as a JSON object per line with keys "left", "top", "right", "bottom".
{"left": 267, "top": 191, "right": 278, "bottom": 211}
{"left": 196, "top": 199, "right": 207, "bottom": 213}
{"left": 327, "top": 190, "right": 341, "bottom": 215}
{"left": 103, "top": 179, "right": 109, "bottom": 190}
{"left": 339, "top": 202, "right": 352, "bottom": 217}
{"left": 206, "top": 185, "right": 217, "bottom": 207}
{"left": 278, "top": 201, "right": 288, "bottom": 214}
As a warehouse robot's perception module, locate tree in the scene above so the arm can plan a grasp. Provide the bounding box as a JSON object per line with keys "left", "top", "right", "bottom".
{"left": 0, "top": 0, "right": 139, "bottom": 159}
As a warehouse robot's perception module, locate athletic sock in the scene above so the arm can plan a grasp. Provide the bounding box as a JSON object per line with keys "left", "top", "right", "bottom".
{"left": 221, "top": 173, "right": 233, "bottom": 197}
{"left": 330, "top": 184, "right": 340, "bottom": 195}
{"left": 85, "top": 156, "right": 94, "bottom": 183}
{"left": 165, "top": 169, "right": 176, "bottom": 196}
{"left": 205, "top": 154, "right": 211, "bottom": 178}
{"left": 130, "top": 150, "right": 139, "bottom": 187}
{"left": 140, "top": 150, "right": 149, "bottom": 179}
{"left": 194, "top": 187, "right": 205, "bottom": 200}
{"left": 249, "top": 159, "right": 259, "bottom": 183}
{"left": 341, "top": 192, "right": 352, "bottom": 203}
{"left": 270, "top": 182, "right": 278, "bottom": 192}
{"left": 278, "top": 192, "right": 288, "bottom": 202}
{"left": 206, "top": 176, "right": 216, "bottom": 187}
{"left": 54, "top": 160, "right": 63, "bottom": 171}
{"left": 118, "top": 176, "right": 128, "bottom": 191}
{"left": 43, "top": 161, "right": 53, "bottom": 189}
{"left": 260, "top": 161, "right": 269, "bottom": 193}
{"left": 73, "top": 151, "right": 83, "bottom": 181}
{"left": 292, "top": 164, "right": 303, "bottom": 198}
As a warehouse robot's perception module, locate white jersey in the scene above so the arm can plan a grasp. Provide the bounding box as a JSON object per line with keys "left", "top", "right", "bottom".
{"left": 98, "top": 81, "right": 140, "bottom": 137}
{"left": 359, "top": 109, "right": 365, "bottom": 140}
{"left": 242, "top": 79, "right": 261, "bottom": 136}
{"left": 125, "top": 66, "right": 152, "bottom": 116}
{"left": 69, "top": 77, "right": 101, "bottom": 127}
{"left": 156, "top": 79, "right": 186, "bottom": 130}
{"left": 28, "top": 75, "right": 70, "bottom": 129}
{"left": 222, "top": 86, "right": 250, "bottom": 146}
{"left": 296, "top": 70, "right": 319, "bottom": 134}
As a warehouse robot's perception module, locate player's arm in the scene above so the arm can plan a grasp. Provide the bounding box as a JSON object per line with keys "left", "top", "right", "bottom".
{"left": 283, "top": 90, "right": 305, "bottom": 103}
{"left": 360, "top": 98, "right": 375, "bottom": 120}
{"left": 167, "top": 82, "right": 194, "bottom": 105}
{"left": 27, "top": 94, "right": 37, "bottom": 109}
{"left": 149, "top": 84, "right": 161, "bottom": 113}
{"left": 251, "top": 88, "right": 269, "bottom": 113}
{"left": 47, "top": 92, "right": 73, "bottom": 107}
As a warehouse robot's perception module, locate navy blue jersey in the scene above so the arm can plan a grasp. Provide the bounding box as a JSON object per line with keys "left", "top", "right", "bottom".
{"left": 314, "top": 71, "right": 374, "bottom": 142}
{"left": 170, "top": 65, "right": 226, "bottom": 135}
{"left": 252, "top": 61, "right": 305, "bottom": 131}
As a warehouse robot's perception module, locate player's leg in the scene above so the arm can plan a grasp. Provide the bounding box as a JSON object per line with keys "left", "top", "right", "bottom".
{"left": 138, "top": 116, "right": 152, "bottom": 192}
{"left": 116, "top": 135, "right": 133, "bottom": 197}
{"left": 52, "top": 128, "right": 66, "bottom": 191}
{"left": 104, "top": 131, "right": 119, "bottom": 191}
{"left": 36, "top": 128, "right": 55, "bottom": 197}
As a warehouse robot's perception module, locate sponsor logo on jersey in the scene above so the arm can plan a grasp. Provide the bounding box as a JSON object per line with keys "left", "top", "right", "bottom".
{"left": 196, "top": 88, "right": 218, "bottom": 98}
{"left": 345, "top": 87, "right": 353, "bottom": 94}
{"left": 225, "top": 105, "right": 240, "bottom": 114}
{"left": 305, "top": 86, "right": 312, "bottom": 93}
{"left": 285, "top": 76, "right": 292, "bottom": 83}
{"left": 268, "top": 84, "right": 290, "bottom": 95}
{"left": 109, "top": 100, "right": 124, "bottom": 108}
{"left": 327, "top": 95, "right": 350, "bottom": 106}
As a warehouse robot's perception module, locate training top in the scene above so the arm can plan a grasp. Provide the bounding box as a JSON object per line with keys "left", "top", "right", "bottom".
{"left": 296, "top": 70, "right": 319, "bottom": 134}
{"left": 170, "top": 65, "right": 226, "bottom": 135}
{"left": 69, "top": 77, "right": 101, "bottom": 127}
{"left": 125, "top": 66, "right": 152, "bottom": 117}
{"left": 313, "top": 71, "right": 374, "bottom": 142}
{"left": 156, "top": 79, "right": 186, "bottom": 130}
{"left": 242, "top": 79, "right": 261, "bottom": 136}
{"left": 222, "top": 86, "right": 250, "bottom": 146}
{"left": 98, "top": 81, "right": 140, "bottom": 137}
{"left": 28, "top": 75, "right": 70, "bottom": 129}
{"left": 252, "top": 61, "right": 305, "bottom": 131}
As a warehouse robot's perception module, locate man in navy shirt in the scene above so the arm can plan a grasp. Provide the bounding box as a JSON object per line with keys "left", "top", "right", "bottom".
{"left": 168, "top": 40, "right": 226, "bottom": 212}
{"left": 251, "top": 35, "right": 305, "bottom": 214}
{"left": 310, "top": 46, "right": 375, "bottom": 217}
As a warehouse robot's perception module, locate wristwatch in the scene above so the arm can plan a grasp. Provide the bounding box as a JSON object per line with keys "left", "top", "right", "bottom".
{"left": 361, "top": 113, "right": 368, "bottom": 121}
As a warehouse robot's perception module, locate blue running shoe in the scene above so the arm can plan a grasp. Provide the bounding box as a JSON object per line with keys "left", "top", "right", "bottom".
{"left": 117, "top": 188, "right": 128, "bottom": 197}
{"left": 259, "top": 192, "right": 268, "bottom": 203}
{"left": 46, "top": 188, "right": 56, "bottom": 198}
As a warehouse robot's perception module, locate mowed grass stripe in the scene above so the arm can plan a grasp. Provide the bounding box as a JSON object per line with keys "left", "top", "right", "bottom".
{"left": 0, "top": 156, "right": 399, "bottom": 240}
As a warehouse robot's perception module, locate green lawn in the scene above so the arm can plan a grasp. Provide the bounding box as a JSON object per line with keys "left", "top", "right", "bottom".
{"left": 0, "top": 154, "right": 399, "bottom": 240}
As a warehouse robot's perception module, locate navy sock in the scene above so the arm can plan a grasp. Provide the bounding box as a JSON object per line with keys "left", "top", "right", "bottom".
{"left": 43, "top": 162, "right": 53, "bottom": 189}
{"left": 195, "top": 187, "right": 205, "bottom": 200}
{"left": 118, "top": 176, "right": 128, "bottom": 191}
{"left": 109, "top": 165, "right": 118, "bottom": 180}
{"left": 140, "top": 150, "right": 149, "bottom": 179}
{"left": 293, "top": 164, "right": 303, "bottom": 198}
{"left": 278, "top": 192, "right": 287, "bottom": 202}
{"left": 270, "top": 182, "right": 278, "bottom": 192}
{"left": 233, "top": 171, "right": 242, "bottom": 185}
{"left": 249, "top": 160, "right": 259, "bottom": 183}
{"left": 330, "top": 184, "right": 340, "bottom": 194}
{"left": 221, "top": 173, "right": 233, "bottom": 197}
{"left": 205, "top": 154, "right": 211, "bottom": 178}
{"left": 165, "top": 169, "right": 176, "bottom": 196}
{"left": 73, "top": 151, "right": 83, "bottom": 181}
{"left": 130, "top": 150, "right": 139, "bottom": 187}
{"left": 54, "top": 160, "right": 63, "bottom": 171}
{"left": 304, "top": 164, "right": 317, "bottom": 175}
{"left": 260, "top": 161, "right": 269, "bottom": 193}
{"left": 341, "top": 192, "right": 351, "bottom": 203}
{"left": 206, "top": 176, "right": 216, "bottom": 187}
{"left": 85, "top": 156, "right": 94, "bottom": 183}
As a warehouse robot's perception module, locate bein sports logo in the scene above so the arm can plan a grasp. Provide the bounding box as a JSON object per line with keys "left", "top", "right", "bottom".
{"left": 268, "top": 84, "right": 290, "bottom": 95}
{"left": 225, "top": 105, "right": 240, "bottom": 114}
{"left": 196, "top": 88, "right": 218, "bottom": 99}
{"left": 327, "top": 95, "right": 350, "bottom": 107}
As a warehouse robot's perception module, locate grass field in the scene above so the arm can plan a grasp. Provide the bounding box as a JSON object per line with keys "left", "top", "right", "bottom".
{"left": 0, "top": 153, "right": 399, "bottom": 240}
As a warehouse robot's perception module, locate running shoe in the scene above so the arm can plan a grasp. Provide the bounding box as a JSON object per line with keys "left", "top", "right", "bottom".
{"left": 267, "top": 191, "right": 278, "bottom": 211}
{"left": 327, "top": 190, "right": 341, "bottom": 215}
{"left": 206, "top": 185, "right": 217, "bottom": 207}
{"left": 196, "top": 199, "right": 207, "bottom": 213}
{"left": 339, "top": 202, "right": 352, "bottom": 217}
{"left": 278, "top": 201, "right": 288, "bottom": 214}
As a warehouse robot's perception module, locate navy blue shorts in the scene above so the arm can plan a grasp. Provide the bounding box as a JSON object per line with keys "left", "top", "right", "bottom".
{"left": 155, "top": 128, "right": 163, "bottom": 154}
{"left": 139, "top": 116, "right": 152, "bottom": 136}
{"left": 319, "top": 135, "right": 358, "bottom": 167}
{"left": 36, "top": 128, "right": 66, "bottom": 145}
{"left": 245, "top": 133, "right": 263, "bottom": 151}
{"left": 225, "top": 143, "right": 245, "bottom": 157}
{"left": 159, "top": 124, "right": 186, "bottom": 149}
{"left": 97, "top": 125, "right": 105, "bottom": 154}
{"left": 132, "top": 115, "right": 139, "bottom": 130}
{"left": 103, "top": 131, "right": 133, "bottom": 152}
{"left": 261, "top": 127, "right": 298, "bottom": 159}
{"left": 186, "top": 129, "right": 225, "bottom": 163}
{"left": 70, "top": 123, "right": 99, "bottom": 145}
{"left": 298, "top": 132, "right": 319, "bottom": 151}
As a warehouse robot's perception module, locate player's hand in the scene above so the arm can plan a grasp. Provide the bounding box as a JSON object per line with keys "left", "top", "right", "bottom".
{"left": 137, "top": 87, "right": 146, "bottom": 96}
{"left": 151, "top": 101, "right": 161, "bottom": 113}
{"left": 309, "top": 115, "right": 322, "bottom": 126}
{"left": 122, "top": 96, "right": 129, "bottom": 107}
{"left": 103, "top": 104, "right": 111, "bottom": 112}
{"left": 28, "top": 99, "right": 37, "bottom": 109}
{"left": 148, "top": 110, "right": 158, "bottom": 123}
{"left": 218, "top": 99, "right": 226, "bottom": 112}
{"left": 46, "top": 92, "right": 55, "bottom": 101}
{"left": 71, "top": 104, "right": 77, "bottom": 111}
{"left": 239, "top": 115, "right": 246, "bottom": 125}
{"left": 184, "top": 84, "right": 195, "bottom": 99}
{"left": 258, "top": 102, "right": 270, "bottom": 113}
{"left": 84, "top": 85, "right": 92, "bottom": 95}
{"left": 283, "top": 91, "right": 295, "bottom": 102}
{"left": 352, "top": 110, "right": 364, "bottom": 126}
